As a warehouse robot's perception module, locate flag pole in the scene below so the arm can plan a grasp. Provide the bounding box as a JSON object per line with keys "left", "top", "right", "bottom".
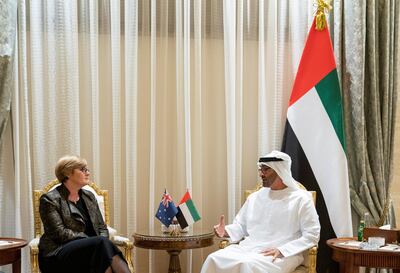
{"left": 315, "top": 0, "right": 332, "bottom": 31}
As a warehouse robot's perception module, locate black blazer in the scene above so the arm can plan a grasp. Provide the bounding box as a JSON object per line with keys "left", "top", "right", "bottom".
{"left": 38, "top": 183, "right": 109, "bottom": 257}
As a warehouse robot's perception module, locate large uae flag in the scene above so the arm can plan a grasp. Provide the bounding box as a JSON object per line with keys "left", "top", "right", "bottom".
{"left": 281, "top": 18, "right": 352, "bottom": 272}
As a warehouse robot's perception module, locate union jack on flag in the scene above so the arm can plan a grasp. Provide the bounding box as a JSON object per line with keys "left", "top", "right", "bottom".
{"left": 162, "top": 191, "right": 173, "bottom": 207}
{"left": 155, "top": 189, "right": 178, "bottom": 227}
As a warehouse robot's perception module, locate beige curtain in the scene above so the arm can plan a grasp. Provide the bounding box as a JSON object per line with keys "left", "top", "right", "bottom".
{"left": 331, "top": 0, "right": 399, "bottom": 232}
{"left": 0, "top": 1, "right": 315, "bottom": 273}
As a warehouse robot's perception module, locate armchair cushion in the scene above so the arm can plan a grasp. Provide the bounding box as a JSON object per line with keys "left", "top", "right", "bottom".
{"left": 113, "top": 235, "right": 131, "bottom": 244}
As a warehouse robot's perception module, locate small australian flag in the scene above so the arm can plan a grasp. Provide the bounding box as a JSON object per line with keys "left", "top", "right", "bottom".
{"left": 155, "top": 189, "right": 178, "bottom": 227}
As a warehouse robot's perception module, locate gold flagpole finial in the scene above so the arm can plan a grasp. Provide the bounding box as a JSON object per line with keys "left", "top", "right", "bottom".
{"left": 315, "top": 0, "right": 332, "bottom": 31}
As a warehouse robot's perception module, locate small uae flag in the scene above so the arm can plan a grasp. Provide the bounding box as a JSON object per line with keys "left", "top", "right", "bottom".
{"left": 281, "top": 17, "right": 352, "bottom": 272}
{"left": 176, "top": 190, "right": 201, "bottom": 229}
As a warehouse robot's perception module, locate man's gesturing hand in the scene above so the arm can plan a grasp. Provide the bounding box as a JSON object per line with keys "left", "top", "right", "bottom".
{"left": 213, "top": 215, "right": 228, "bottom": 238}
{"left": 259, "top": 248, "right": 282, "bottom": 262}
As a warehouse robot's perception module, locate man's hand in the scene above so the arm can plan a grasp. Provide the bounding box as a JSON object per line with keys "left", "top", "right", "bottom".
{"left": 213, "top": 215, "right": 228, "bottom": 238}
{"left": 259, "top": 248, "right": 282, "bottom": 262}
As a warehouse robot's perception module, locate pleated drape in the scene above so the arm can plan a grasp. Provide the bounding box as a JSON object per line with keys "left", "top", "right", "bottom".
{"left": 332, "top": 0, "right": 399, "bottom": 230}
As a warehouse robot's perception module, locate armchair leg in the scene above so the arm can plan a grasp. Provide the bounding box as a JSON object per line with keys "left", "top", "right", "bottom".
{"left": 308, "top": 246, "right": 317, "bottom": 273}
{"left": 30, "top": 247, "right": 40, "bottom": 273}
{"left": 123, "top": 241, "right": 134, "bottom": 273}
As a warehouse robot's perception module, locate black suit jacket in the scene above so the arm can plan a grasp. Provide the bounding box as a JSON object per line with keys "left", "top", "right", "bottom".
{"left": 38, "top": 183, "right": 109, "bottom": 257}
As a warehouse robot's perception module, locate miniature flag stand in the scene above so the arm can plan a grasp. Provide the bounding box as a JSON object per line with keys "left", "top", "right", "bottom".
{"left": 155, "top": 189, "right": 201, "bottom": 235}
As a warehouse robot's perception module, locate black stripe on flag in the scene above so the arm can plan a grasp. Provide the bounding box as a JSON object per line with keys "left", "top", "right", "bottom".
{"left": 176, "top": 207, "right": 188, "bottom": 229}
{"left": 282, "top": 121, "right": 339, "bottom": 273}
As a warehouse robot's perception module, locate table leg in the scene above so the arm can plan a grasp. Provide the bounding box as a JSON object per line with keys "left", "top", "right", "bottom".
{"left": 167, "top": 250, "right": 182, "bottom": 273}
{"left": 12, "top": 251, "right": 21, "bottom": 273}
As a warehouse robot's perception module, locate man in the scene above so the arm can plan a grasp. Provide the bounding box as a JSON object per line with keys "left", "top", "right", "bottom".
{"left": 200, "top": 151, "right": 320, "bottom": 273}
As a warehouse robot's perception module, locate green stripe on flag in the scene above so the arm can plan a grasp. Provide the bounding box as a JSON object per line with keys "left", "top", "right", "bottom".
{"left": 315, "top": 69, "right": 345, "bottom": 149}
{"left": 186, "top": 199, "right": 201, "bottom": 221}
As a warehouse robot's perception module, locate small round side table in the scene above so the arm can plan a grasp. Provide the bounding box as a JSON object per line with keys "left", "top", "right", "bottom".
{"left": 0, "top": 237, "right": 28, "bottom": 273}
{"left": 133, "top": 229, "right": 214, "bottom": 273}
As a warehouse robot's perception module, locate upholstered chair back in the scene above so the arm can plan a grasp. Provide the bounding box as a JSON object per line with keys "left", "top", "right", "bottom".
{"left": 32, "top": 180, "right": 110, "bottom": 238}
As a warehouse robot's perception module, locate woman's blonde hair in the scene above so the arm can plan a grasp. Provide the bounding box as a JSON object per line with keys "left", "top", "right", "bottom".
{"left": 55, "top": 155, "right": 87, "bottom": 183}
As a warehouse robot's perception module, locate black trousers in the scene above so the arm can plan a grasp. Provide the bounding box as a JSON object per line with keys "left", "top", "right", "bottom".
{"left": 39, "top": 236, "right": 125, "bottom": 273}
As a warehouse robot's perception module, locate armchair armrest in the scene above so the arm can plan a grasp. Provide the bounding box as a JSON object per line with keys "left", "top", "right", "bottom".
{"left": 218, "top": 238, "right": 231, "bottom": 249}
{"left": 108, "top": 228, "right": 134, "bottom": 273}
{"left": 108, "top": 226, "right": 118, "bottom": 239}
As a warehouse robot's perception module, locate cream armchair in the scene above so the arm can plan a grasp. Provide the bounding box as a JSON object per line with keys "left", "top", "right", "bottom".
{"left": 29, "top": 180, "right": 134, "bottom": 273}
{"left": 219, "top": 182, "right": 317, "bottom": 273}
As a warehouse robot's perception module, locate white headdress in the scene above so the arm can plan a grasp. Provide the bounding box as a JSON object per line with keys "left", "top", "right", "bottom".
{"left": 257, "top": 151, "right": 299, "bottom": 189}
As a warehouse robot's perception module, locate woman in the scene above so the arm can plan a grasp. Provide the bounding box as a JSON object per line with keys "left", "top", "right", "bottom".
{"left": 38, "top": 155, "right": 131, "bottom": 273}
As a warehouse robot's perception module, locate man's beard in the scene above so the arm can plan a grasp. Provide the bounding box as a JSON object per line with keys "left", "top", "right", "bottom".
{"left": 262, "top": 178, "right": 274, "bottom": 188}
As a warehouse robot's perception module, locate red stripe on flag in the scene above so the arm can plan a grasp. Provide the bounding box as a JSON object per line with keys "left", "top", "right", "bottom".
{"left": 179, "top": 191, "right": 191, "bottom": 205}
{"left": 289, "top": 18, "right": 336, "bottom": 106}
